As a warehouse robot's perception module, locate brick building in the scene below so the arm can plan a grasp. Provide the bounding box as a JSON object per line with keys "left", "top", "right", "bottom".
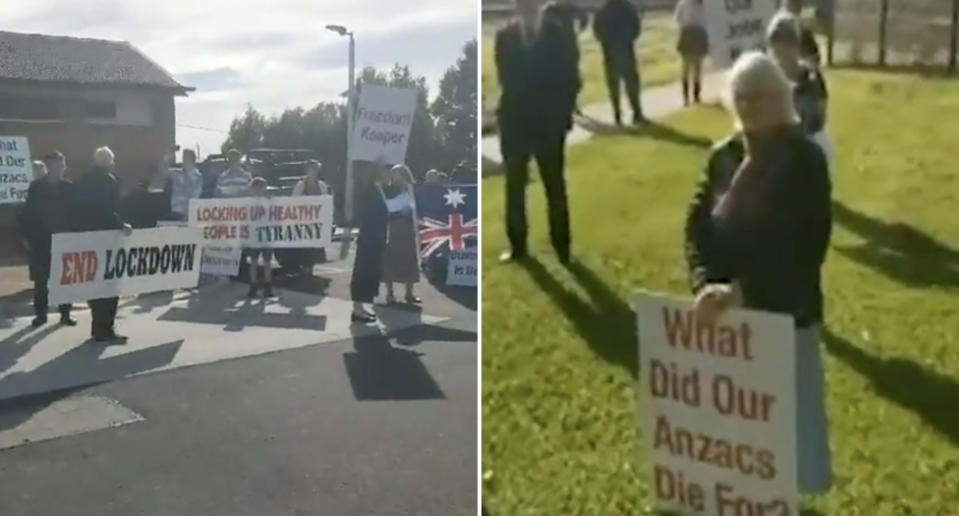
{"left": 0, "top": 30, "right": 193, "bottom": 234}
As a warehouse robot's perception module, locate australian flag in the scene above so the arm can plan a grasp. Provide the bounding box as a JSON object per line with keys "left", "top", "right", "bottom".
{"left": 415, "top": 184, "right": 478, "bottom": 262}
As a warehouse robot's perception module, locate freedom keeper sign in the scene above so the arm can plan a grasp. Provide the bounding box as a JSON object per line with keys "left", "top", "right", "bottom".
{"left": 633, "top": 292, "right": 797, "bottom": 515}
{"left": 0, "top": 136, "right": 32, "bottom": 204}
{"left": 350, "top": 85, "right": 417, "bottom": 164}
{"left": 446, "top": 248, "right": 477, "bottom": 287}
{"left": 49, "top": 227, "right": 202, "bottom": 305}
{"left": 188, "top": 196, "right": 333, "bottom": 249}
{"left": 705, "top": 0, "right": 778, "bottom": 68}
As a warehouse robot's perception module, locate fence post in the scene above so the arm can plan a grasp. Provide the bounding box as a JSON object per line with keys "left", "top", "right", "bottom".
{"left": 951, "top": 0, "right": 959, "bottom": 71}
{"left": 878, "top": 0, "right": 889, "bottom": 66}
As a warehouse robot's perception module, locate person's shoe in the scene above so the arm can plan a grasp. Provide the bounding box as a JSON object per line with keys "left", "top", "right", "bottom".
{"left": 613, "top": 111, "right": 622, "bottom": 126}
{"left": 59, "top": 315, "right": 78, "bottom": 326}
{"left": 31, "top": 316, "right": 47, "bottom": 328}
{"left": 633, "top": 112, "right": 647, "bottom": 126}
{"left": 262, "top": 285, "right": 275, "bottom": 298}
{"left": 350, "top": 311, "right": 376, "bottom": 324}
{"left": 93, "top": 333, "right": 128, "bottom": 344}
{"left": 247, "top": 285, "right": 259, "bottom": 299}
{"left": 556, "top": 247, "right": 571, "bottom": 266}
{"left": 405, "top": 295, "right": 423, "bottom": 305}
{"left": 499, "top": 249, "right": 527, "bottom": 263}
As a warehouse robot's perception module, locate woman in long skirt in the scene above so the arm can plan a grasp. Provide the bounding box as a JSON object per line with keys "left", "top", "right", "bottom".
{"left": 381, "top": 165, "right": 421, "bottom": 305}
{"left": 674, "top": 0, "right": 708, "bottom": 105}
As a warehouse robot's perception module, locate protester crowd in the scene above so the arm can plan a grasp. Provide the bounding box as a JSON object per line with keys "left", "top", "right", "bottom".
{"left": 18, "top": 137, "right": 471, "bottom": 339}
{"left": 495, "top": 0, "right": 833, "bottom": 497}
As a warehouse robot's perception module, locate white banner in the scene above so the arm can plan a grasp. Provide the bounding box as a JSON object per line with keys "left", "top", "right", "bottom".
{"left": 633, "top": 291, "right": 797, "bottom": 515}
{"left": 0, "top": 136, "right": 32, "bottom": 204}
{"left": 350, "top": 85, "right": 418, "bottom": 164}
{"left": 188, "top": 196, "right": 334, "bottom": 249}
{"left": 49, "top": 227, "right": 203, "bottom": 305}
{"left": 446, "top": 248, "right": 477, "bottom": 287}
{"left": 157, "top": 220, "right": 242, "bottom": 276}
{"left": 705, "top": 0, "right": 778, "bottom": 68}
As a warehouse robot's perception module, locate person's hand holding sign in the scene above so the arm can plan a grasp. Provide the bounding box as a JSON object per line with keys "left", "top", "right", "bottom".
{"left": 693, "top": 282, "right": 743, "bottom": 326}
{"left": 122, "top": 223, "right": 133, "bottom": 236}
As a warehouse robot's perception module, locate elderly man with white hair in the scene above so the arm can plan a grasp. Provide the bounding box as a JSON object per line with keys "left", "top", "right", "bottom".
{"left": 72, "top": 146, "right": 133, "bottom": 343}
{"left": 684, "top": 52, "right": 833, "bottom": 495}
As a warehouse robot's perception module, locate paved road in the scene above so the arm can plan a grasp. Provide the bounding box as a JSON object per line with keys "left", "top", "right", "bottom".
{"left": 0, "top": 251, "right": 477, "bottom": 516}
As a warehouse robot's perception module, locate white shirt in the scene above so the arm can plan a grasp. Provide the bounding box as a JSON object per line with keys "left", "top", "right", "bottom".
{"left": 170, "top": 166, "right": 203, "bottom": 215}
{"left": 292, "top": 178, "right": 329, "bottom": 196}
{"left": 675, "top": 0, "right": 706, "bottom": 28}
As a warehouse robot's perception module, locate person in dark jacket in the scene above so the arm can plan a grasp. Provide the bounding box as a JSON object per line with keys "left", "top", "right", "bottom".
{"left": 767, "top": 11, "right": 831, "bottom": 161}
{"left": 495, "top": 0, "right": 581, "bottom": 264}
{"left": 19, "top": 152, "right": 77, "bottom": 328}
{"left": 72, "top": 146, "right": 133, "bottom": 343}
{"left": 542, "top": 0, "right": 588, "bottom": 36}
{"left": 685, "top": 52, "right": 832, "bottom": 494}
{"left": 350, "top": 160, "right": 391, "bottom": 324}
{"left": 593, "top": 0, "right": 644, "bottom": 125}
{"left": 784, "top": 0, "right": 821, "bottom": 66}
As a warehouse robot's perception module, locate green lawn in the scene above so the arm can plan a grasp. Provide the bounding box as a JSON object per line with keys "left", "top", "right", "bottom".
{"left": 482, "top": 14, "right": 680, "bottom": 126}
{"left": 481, "top": 70, "right": 959, "bottom": 514}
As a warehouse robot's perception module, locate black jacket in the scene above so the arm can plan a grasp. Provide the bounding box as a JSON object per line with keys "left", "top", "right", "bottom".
{"left": 19, "top": 178, "right": 73, "bottom": 246}
{"left": 71, "top": 166, "right": 126, "bottom": 232}
{"left": 685, "top": 127, "right": 831, "bottom": 327}
{"left": 593, "top": 0, "right": 641, "bottom": 50}
{"left": 495, "top": 17, "right": 581, "bottom": 139}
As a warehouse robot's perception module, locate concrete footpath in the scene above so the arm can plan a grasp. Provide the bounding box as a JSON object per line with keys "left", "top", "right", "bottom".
{"left": 0, "top": 251, "right": 477, "bottom": 515}
{"left": 481, "top": 73, "right": 724, "bottom": 167}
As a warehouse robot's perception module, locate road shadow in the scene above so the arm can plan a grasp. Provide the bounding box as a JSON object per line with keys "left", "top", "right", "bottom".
{"left": 343, "top": 311, "right": 445, "bottom": 401}
{"left": 822, "top": 327, "right": 959, "bottom": 447}
{"left": 518, "top": 257, "right": 637, "bottom": 377}
{"left": 0, "top": 325, "right": 62, "bottom": 375}
{"left": 0, "top": 338, "right": 182, "bottom": 431}
{"left": 120, "top": 290, "right": 176, "bottom": 314}
{"left": 575, "top": 113, "right": 712, "bottom": 149}
{"left": 157, "top": 286, "right": 328, "bottom": 332}
{"left": 831, "top": 201, "right": 959, "bottom": 289}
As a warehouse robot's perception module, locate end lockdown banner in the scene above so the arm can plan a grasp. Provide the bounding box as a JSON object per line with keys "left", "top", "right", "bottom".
{"left": 188, "top": 195, "right": 334, "bottom": 249}
{"left": 350, "top": 85, "right": 417, "bottom": 164}
{"left": 49, "top": 227, "right": 203, "bottom": 305}
{"left": 705, "top": 0, "right": 778, "bottom": 68}
{"left": 633, "top": 292, "right": 798, "bottom": 515}
{"left": 0, "top": 136, "right": 32, "bottom": 204}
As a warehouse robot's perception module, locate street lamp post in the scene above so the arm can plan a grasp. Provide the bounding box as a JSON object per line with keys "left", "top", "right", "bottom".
{"left": 326, "top": 24, "right": 356, "bottom": 258}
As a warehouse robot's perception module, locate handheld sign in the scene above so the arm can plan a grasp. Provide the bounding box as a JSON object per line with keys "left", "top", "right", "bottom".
{"left": 633, "top": 291, "right": 798, "bottom": 515}
{"left": 446, "top": 248, "right": 477, "bottom": 287}
{"left": 0, "top": 136, "right": 32, "bottom": 204}
{"left": 705, "top": 0, "right": 778, "bottom": 68}
{"left": 350, "top": 85, "right": 417, "bottom": 164}
{"left": 188, "top": 195, "right": 334, "bottom": 250}
{"left": 157, "top": 220, "right": 242, "bottom": 276}
{"left": 49, "top": 227, "right": 203, "bottom": 305}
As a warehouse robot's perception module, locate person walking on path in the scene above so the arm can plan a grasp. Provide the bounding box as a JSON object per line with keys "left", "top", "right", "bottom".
{"left": 685, "top": 52, "right": 833, "bottom": 494}
{"left": 350, "top": 160, "right": 392, "bottom": 324}
{"left": 19, "top": 153, "right": 77, "bottom": 328}
{"left": 381, "top": 165, "right": 421, "bottom": 305}
{"left": 215, "top": 149, "right": 253, "bottom": 198}
{"left": 495, "top": 0, "right": 580, "bottom": 264}
{"left": 594, "top": 0, "right": 645, "bottom": 125}
{"left": 766, "top": 11, "right": 831, "bottom": 162}
{"left": 674, "top": 0, "right": 708, "bottom": 105}
{"left": 169, "top": 149, "right": 203, "bottom": 221}
{"left": 72, "top": 146, "right": 133, "bottom": 343}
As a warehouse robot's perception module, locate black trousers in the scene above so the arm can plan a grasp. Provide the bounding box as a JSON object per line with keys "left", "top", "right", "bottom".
{"left": 88, "top": 297, "right": 119, "bottom": 338}
{"left": 33, "top": 280, "right": 71, "bottom": 319}
{"left": 29, "top": 248, "right": 71, "bottom": 319}
{"left": 602, "top": 45, "right": 642, "bottom": 119}
{"left": 503, "top": 133, "right": 570, "bottom": 256}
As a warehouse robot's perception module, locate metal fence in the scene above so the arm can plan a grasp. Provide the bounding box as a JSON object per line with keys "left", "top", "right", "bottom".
{"left": 829, "top": 0, "right": 959, "bottom": 70}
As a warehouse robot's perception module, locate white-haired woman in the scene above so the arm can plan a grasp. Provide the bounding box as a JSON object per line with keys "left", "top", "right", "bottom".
{"left": 381, "top": 164, "right": 421, "bottom": 305}
{"left": 685, "top": 52, "right": 832, "bottom": 495}
{"left": 73, "top": 146, "right": 133, "bottom": 343}
{"left": 766, "top": 11, "right": 832, "bottom": 163}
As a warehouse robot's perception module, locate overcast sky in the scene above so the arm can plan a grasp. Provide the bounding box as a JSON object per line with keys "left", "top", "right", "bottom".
{"left": 3, "top": 0, "right": 477, "bottom": 157}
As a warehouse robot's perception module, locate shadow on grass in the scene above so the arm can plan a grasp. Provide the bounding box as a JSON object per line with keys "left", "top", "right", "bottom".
{"left": 518, "top": 257, "right": 637, "bottom": 377}
{"left": 575, "top": 113, "right": 712, "bottom": 149}
{"left": 831, "top": 201, "right": 959, "bottom": 289}
{"left": 822, "top": 327, "right": 959, "bottom": 447}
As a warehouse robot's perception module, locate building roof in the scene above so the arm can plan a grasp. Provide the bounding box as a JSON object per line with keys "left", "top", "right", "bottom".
{"left": 0, "top": 30, "right": 194, "bottom": 94}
